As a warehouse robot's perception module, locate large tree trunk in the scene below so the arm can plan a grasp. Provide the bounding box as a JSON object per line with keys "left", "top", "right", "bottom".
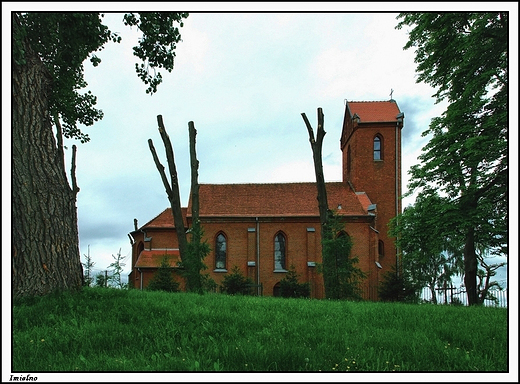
{"left": 12, "top": 25, "right": 83, "bottom": 300}
{"left": 463, "top": 226, "right": 479, "bottom": 305}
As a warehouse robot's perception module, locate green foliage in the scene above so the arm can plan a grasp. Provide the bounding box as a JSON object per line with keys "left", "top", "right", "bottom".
{"left": 389, "top": 193, "right": 463, "bottom": 299}
{"left": 147, "top": 256, "right": 180, "bottom": 293}
{"left": 177, "top": 221, "right": 211, "bottom": 294}
{"left": 14, "top": 13, "right": 119, "bottom": 142}
{"left": 279, "top": 266, "right": 310, "bottom": 298}
{"left": 81, "top": 247, "right": 95, "bottom": 287}
{"left": 94, "top": 273, "right": 106, "bottom": 288}
{"left": 220, "top": 266, "right": 254, "bottom": 296}
{"left": 14, "top": 12, "right": 188, "bottom": 142}
{"left": 200, "top": 273, "right": 218, "bottom": 293}
{"left": 396, "top": 13, "right": 507, "bottom": 105}
{"left": 12, "top": 288, "right": 508, "bottom": 371}
{"left": 395, "top": 13, "right": 508, "bottom": 304}
{"left": 107, "top": 248, "right": 127, "bottom": 289}
{"left": 378, "top": 265, "right": 419, "bottom": 303}
{"left": 123, "top": 13, "right": 189, "bottom": 94}
{"left": 321, "top": 211, "right": 366, "bottom": 300}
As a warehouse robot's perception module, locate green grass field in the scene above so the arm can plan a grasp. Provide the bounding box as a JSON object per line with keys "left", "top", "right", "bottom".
{"left": 12, "top": 287, "right": 508, "bottom": 372}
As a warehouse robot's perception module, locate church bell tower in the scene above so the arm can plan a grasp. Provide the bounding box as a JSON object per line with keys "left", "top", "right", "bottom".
{"left": 340, "top": 99, "right": 404, "bottom": 274}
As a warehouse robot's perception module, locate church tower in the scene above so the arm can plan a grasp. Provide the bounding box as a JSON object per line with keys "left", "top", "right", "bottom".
{"left": 340, "top": 99, "right": 404, "bottom": 274}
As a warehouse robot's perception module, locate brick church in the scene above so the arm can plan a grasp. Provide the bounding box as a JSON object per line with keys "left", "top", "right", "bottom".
{"left": 128, "top": 99, "right": 403, "bottom": 299}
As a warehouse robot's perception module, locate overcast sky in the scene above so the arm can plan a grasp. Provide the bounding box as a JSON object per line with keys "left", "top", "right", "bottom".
{"left": 5, "top": 4, "right": 516, "bottom": 288}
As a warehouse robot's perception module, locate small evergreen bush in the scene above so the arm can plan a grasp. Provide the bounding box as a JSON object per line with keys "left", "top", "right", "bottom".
{"left": 378, "top": 264, "right": 418, "bottom": 303}
{"left": 279, "top": 266, "right": 310, "bottom": 298}
{"left": 147, "top": 256, "right": 180, "bottom": 293}
{"left": 220, "top": 266, "right": 254, "bottom": 295}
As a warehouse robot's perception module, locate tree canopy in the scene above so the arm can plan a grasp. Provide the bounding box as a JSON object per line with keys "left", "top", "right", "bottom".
{"left": 396, "top": 13, "right": 508, "bottom": 305}
{"left": 13, "top": 12, "right": 188, "bottom": 142}
{"left": 389, "top": 193, "right": 463, "bottom": 303}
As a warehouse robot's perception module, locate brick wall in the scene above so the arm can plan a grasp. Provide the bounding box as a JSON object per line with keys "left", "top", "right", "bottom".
{"left": 342, "top": 122, "right": 402, "bottom": 274}
{"left": 130, "top": 214, "right": 378, "bottom": 299}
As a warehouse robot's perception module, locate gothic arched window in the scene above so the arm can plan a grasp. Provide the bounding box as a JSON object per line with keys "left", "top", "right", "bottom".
{"left": 274, "top": 232, "right": 286, "bottom": 271}
{"left": 215, "top": 232, "right": 227, "bottom": 270}
{"left": 374, "top": 135, "right": 383, "bottom": 160}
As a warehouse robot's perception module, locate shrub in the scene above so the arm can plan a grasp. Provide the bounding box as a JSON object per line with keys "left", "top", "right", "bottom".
{"left": 378, "top": 264, "right": 418, "bottom": 303}
{"left": 177, "top": 221, "right": 211, "bottom": 293}
{"left": 321, "top": 211, "right": 366, "bottom": 300}
{"left": 279, "top": 266, "right": 310, "bottom": 298}
{"left": 220, "top": 266, "right": 254, "bottom": 295}
{"left": 201, "top": 273, "right": 218, "bottom": 293}
{"left": 147, "top": 256, "right": 180, "bottom": 293}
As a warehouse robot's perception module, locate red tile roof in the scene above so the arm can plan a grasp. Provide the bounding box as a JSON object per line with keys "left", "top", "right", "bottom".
{"left": 135, "top": 249, "right": 180, "bottom": 268}
{"left": 189, "top": 182, "right": 371, "bottom": 217}
{"left": 140, "top": 207, "right": 188, "bottom": 229}
{"left": 348, "top": 101, "right": 401, "bottom": 123}
{"left": 355, "top": 192, "right": 373, "bottom": 213}
{"left": 139, "top": 182, "right": 373, "bottom": 230}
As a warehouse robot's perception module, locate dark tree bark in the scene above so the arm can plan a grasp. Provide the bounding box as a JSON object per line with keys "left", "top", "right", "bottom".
{"left": 302, "top": 108, "right": 334, "bottom": 298}
{"left": 148, "top": 115, "right": 188, "bottom": 260}
{"left": 464, "top": 226, "right": 478, "bottom": 305}
{"left": 188, "top": 121, "right": 200, "bottom": 235}
{"left": 148, "top": 117, "right": 206, "bottom": 292}
{"left": 302, "top": 108, "right": 329, "bottom": 230}
{"left": 12, "top": 24, "right": 83, "bottom": 299}
{"left": 186, "top": 121, "right": 204, "bottom": 293}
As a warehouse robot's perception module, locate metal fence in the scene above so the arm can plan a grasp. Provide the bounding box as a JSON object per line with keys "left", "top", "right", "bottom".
{"left": 420, "top": 287, "right": 508, "bottom": 308}
{"left": 358, "top": 285, "right": 508, "bottom": 307}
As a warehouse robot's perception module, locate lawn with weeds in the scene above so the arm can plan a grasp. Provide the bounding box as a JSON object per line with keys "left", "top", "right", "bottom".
{"left": 12, "top": 287, "right": 508, "bottom": 372}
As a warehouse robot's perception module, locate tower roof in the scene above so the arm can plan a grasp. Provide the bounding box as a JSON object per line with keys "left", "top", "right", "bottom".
{"left": 347, "top": 100, "right": 402, "bottom": 123}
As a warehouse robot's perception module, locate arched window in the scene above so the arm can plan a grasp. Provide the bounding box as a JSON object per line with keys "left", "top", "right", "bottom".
{"left": 274, "top": 232, "right": 286, "bottom": 271}
{"left": 378, "top": 240, "right": 384, "bottom": 259}
{"left": 215, "top": 232, "right": 227, "bottom": 270}
{"left": 374, "top": 135, "right": 383, "bottom": 160}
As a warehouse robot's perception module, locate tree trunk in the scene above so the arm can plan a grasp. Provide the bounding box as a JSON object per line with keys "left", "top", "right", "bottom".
{"left": 148, "top": 115, "right": 188, "bottom": 261}
{"left": 148, "top": 118, "right": 205, "bottom": 293}
{"left": 187, "top": 121, "right": 203, "bottom": 293}
{"left": 302, "top": 108, "right": 334, "bottom": 298}
{"left": 302, "top": 108, "right": 329, "bottom": 229}
{"left": 188, "top": 121, "right": 200, "bottom": 240}
{"left": 12, "top": 25, "right": 83, "bottom": 300}
{"left": 464, "top": 226, "right": 479, "bottom": 305}
{"left": 428, "top": 284, "right": 438, "bottom": 304}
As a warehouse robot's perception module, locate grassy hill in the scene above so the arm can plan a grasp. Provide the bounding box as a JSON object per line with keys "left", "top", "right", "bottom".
{"left": 12, "top": 287, "right": 508, "bottom": 372}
